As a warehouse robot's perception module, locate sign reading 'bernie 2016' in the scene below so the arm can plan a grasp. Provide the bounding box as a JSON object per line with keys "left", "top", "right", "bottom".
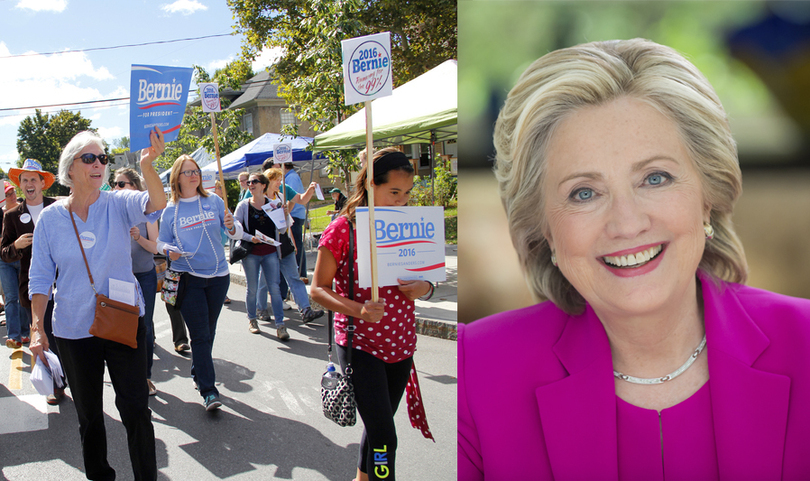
{"left": 356, "top": 206, "right": 446, "bottom": 288}
{"left": 273, "top": 142, "right": 292, "bottom": 164}
{"left": 341, "top": 32, "right": 393, "bottom": 105}
{"left": 129, "top": 65, "right": 193, "bottom": 152}
{"left": 199, "top": 82, "right": 221, "bottom": 113}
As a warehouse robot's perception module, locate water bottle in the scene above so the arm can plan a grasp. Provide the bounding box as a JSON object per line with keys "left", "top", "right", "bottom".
{"left": 321, "top": 362, "right": 340, "bottom": 390}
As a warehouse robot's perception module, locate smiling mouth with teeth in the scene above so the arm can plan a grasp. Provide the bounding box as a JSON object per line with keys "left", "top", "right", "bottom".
{"left": 603, "top": 244, "right": 664, "bottom": 268}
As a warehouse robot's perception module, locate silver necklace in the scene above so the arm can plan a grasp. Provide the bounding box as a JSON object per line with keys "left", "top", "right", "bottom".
{"left": 172, "top": 196, "right": 218, "bottom": 276}
{"left": 613, "top": 334, "right": 707, "bottom": 385}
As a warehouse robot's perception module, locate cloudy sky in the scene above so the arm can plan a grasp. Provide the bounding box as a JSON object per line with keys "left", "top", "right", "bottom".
{"left": 0, "top": 0, "right": 280, "bottom": 172}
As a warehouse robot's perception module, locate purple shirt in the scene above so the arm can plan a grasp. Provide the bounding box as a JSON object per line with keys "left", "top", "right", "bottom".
{"left": 458, "top": 271, "right": 810, "bottom": 480}
{"left": 617, "top": 382, "right": 719, "bottom": 480}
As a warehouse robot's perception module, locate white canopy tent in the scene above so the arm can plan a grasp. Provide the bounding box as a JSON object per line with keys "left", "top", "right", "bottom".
{"left": 313, "top": 59, "right": 457, "bottom": 150}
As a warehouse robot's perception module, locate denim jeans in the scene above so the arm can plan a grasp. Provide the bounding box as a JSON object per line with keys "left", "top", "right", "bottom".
{"left": 291, "top": 216, "right": 306, "bottom": 277}
{"left": 0, "top": 259, "right": 29, "bottom": 342}
{"left": 243, "top": 252, "right": 310, "bottom": 325}
{"left": 256, "top": 266, "right": 289, "bottom": 312}
{"left": 178, "top": 273, "right": 229, "bottom": 399}
{"left": 134, "top": 267, "right": 157, "bottom": 378}
{"left": 279, "top": 219, "right": 304, "bottom": 299}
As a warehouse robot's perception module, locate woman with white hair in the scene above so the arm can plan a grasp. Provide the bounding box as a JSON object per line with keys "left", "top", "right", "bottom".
{"left": 29, "top": 128, "right": 167, "bottom": 481}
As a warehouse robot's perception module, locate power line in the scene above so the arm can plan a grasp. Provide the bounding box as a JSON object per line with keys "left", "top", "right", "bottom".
{"left": 0, "top": 33, "right": 234, "bottom": 59}
{"left": 0, "top": 76, "right": 279, "bottom": 112}
{"left": 0, "top": 101, "right": 130, "bottom": 119}
{"left": 0, "top": 97, "right": 130, "bottom": 112}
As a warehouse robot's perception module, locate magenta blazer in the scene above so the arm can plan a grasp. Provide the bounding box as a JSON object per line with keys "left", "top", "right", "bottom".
{"left": 458, "top": 273, "right": 810, "bottom": 480}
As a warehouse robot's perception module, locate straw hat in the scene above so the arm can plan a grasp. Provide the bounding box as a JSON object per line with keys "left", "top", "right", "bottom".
{"left": 9, "top": 159, "right": 55, "bottom": 189}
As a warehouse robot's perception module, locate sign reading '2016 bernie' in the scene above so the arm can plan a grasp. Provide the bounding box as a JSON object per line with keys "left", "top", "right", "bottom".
{"left": 341, "top": 32, "right": 393, "bottom": 105}
{"left": 129, "top": 65, "right": 193, "bottom": 152}
{"left": 355, "top": 206, "right": 446, "bottom": 288}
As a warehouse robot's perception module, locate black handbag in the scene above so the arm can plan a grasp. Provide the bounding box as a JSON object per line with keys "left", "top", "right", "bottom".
{"left": 321, "top": 227, "right": 358, "bottom": 427}
{"left": 228, "top": 239, "right": 253, "bottom": 264}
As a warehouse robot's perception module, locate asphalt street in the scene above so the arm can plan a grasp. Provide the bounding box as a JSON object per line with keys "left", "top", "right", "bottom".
{"left": 0, "top": 280, "right": 457, "bottom": 480}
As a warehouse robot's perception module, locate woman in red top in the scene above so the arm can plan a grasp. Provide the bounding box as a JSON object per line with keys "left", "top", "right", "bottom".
{"left": 312, "top": 148, "right": 433, "bottom": 481}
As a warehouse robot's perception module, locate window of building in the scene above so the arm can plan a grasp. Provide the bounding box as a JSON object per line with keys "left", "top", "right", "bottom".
{"left": 242, "top": 113, "right": 254, "bottom": 135}
{"left": 280, "top": 108, "right": 296, "bottom": 128}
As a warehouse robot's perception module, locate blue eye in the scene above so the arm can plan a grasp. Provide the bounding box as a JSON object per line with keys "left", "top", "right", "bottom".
{"left": 572, "top": 188, "right": 594, "bottom": 201}
{"left": 645, "top": 172, "right": 672, "bottom": 186}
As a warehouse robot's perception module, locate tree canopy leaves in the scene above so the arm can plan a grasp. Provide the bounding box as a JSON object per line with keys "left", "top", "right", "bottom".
{"left": 228, "top": 0, "right": 457, "bottom": 189}
{"left": 16, "top": 109, "right": 93, "bottom": 196}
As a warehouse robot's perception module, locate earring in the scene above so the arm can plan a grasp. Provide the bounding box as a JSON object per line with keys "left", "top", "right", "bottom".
{"left": 551, "top": 251, "right": 557, "bottom": 266}
{"left": 704, "top": 223, "right": 714, "bottom": 240}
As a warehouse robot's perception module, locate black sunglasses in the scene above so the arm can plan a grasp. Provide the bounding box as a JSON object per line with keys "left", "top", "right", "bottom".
{"left": 247, "top": 179, "right": 265, "bottom": 185}
{"left": 113, "top": 181, "right": 132, "bottom": 188}
{"left": 76, "top": 153, "right": 109, "bottom": 165}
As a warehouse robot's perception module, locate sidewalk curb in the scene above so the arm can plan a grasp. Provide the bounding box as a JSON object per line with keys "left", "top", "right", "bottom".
{"left": 228, "top": 267, "right": 458, "bottom": 341}
{"left": 415, "top": 317, "right": 457, "bottom": 341}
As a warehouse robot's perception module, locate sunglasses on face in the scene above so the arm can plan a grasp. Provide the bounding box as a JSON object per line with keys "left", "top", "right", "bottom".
{"left": 113, "top": 181, "right": 132, "bottom": 188}
{"left": 75, "top": 153, "right": 109, "bottom": 165}
{"left": 180, "top": 169, "right": 201, "bottom": 177}
{"left": 247, "top": 179, "right": 265, "bottom": 186}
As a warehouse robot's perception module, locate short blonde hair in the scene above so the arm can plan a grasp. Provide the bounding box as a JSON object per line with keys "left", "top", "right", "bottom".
{"left": 264, "top": 168, "right": 283, "bottom": 182}
{"left": 494, "top": 38, "right": 747, "bottom": 314}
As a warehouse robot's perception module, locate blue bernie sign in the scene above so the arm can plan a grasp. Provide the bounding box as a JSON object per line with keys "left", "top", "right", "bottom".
{"left": 129, "top": 65, "right": 193, "bottom": 152}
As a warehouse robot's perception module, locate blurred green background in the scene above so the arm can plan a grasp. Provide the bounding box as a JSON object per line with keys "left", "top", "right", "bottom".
{"left": 458, "top": 1, "right": 810, "bottom": 323}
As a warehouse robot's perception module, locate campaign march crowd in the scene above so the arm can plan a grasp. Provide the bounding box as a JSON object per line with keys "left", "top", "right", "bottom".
{"left": 3, "top": 129, "right": 434, "bottom": 481}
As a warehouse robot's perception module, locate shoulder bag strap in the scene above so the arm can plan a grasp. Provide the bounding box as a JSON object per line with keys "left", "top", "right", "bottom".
{"left": 327, "top": 220, "right": 355, "bottom": 373}
{"left": 68, "top": 204, "right": 99, "bottom": 296}
{"left": 345, "top": 225, "right": 354, "bottom": 369}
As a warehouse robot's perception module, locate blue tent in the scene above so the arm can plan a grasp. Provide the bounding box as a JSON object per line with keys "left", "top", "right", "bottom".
{"left": 200, "top": 132, "right": 325, "bottom": 180}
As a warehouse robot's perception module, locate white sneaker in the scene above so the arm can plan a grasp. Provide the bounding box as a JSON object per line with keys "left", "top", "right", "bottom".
{"left": 282, "top": 301, "right": 293, "bottom": 311}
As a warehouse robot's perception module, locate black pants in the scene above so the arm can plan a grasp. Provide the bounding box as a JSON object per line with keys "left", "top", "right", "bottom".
{"left": 338, "top": 345, "right": 413, "bottom": 481}
{"left": 165, "top": 300, "right": 188, "bottom": 347}
{"left": 56, "top": 318, "right": 157, "bottom": 481}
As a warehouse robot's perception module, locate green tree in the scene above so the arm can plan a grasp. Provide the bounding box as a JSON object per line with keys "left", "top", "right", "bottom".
{"left": 212, "top": 57, "right": 255, "bottom": 90}
{"left": 111, "top": 136, "right": 130, "bottom": 155}
{"left": 228, "top": 0, "right": 457, "bottom": 188}
{"left": 155, "top": 63, "right": 255, "bottom": 173}
{"left": 411, "top": 156, "right": 456, "bottom": 207}
{"left": 17, "top": 109, "right": 94, "bottom": 196}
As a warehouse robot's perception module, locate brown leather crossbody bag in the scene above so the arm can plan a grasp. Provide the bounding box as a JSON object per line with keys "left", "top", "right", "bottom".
{"left": 69, "top": 206, "right": 139, "bottom": 349}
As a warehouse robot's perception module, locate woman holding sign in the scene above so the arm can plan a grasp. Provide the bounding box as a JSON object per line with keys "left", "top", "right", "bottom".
{"left": 312, "top": 148, "right": 434, "bottom": 481}
{"left": 233, "top": 169, "right": 323, "bottom": 340}
{"left": 28, "top": 128, "right": 167, "bottom": 480}
{"left": 157, "top": 155, "right": 242, "bottom": 411}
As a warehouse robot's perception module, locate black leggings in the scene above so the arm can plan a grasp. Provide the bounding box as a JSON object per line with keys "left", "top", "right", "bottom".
{"left": 338, "top": 345, "right": 413, "bottom": 481}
